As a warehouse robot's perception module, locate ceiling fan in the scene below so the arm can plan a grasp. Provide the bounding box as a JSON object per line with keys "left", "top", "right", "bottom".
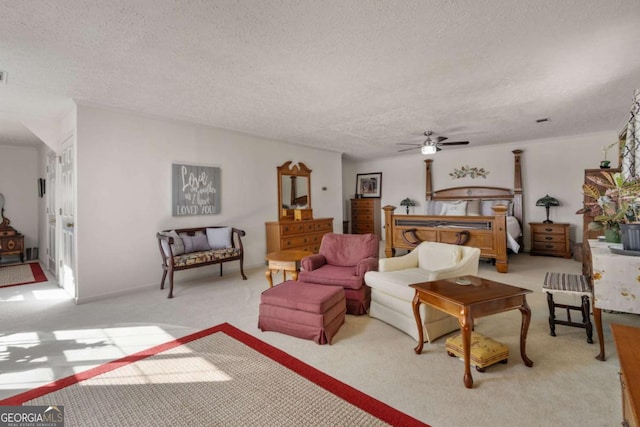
{"left": 397, "top": 131, "right": 470, "bottom": 154}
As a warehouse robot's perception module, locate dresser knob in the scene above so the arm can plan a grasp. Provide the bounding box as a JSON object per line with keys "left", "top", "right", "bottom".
{"left": 545, "top": 236, "right": 553, "bottom": 240}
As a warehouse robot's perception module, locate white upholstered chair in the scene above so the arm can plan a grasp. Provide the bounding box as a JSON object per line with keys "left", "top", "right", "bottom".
{"left": 364, "top": 241, "right": 481, "bottom": 342}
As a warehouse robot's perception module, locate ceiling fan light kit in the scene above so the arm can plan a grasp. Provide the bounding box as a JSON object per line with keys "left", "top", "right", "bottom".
{"left": 421, "top": 145, "right": 437, "bottom": 155}
{"left": 397, "top": 130, "right": 470, "bottom": 154}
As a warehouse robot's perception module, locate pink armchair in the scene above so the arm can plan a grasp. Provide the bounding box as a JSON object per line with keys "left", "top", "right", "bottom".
{"left": 299, "top": 233, "right": 379, "bottom": 315}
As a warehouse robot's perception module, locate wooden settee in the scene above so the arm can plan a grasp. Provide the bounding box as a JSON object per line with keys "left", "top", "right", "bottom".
{"left": 156, "top": 226, "right": 247, "bottom": 298}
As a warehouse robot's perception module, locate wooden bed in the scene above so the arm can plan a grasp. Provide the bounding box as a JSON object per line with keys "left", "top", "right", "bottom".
{"left": 383, "top": 149, "right": 523, "bottom": 273}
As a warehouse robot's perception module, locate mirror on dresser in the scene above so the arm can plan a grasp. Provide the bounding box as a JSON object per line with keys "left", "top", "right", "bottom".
{"left": 266, "top": 161, "right": 333, "bottom": 255}
{"left": 277, "top": 161, "right": 312, "bottom": 220}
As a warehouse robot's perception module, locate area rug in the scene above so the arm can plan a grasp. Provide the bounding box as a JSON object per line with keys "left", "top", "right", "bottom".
{"left": 0, "top": 262, "right": 47, "bottom": 288}
{"left": 0, "top": 323, "right": 428, "bottom": 427}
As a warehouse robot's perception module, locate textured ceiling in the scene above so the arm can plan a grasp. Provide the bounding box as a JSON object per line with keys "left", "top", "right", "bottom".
{"left": 1, "top": 1, "right": 639, "bottom": 158}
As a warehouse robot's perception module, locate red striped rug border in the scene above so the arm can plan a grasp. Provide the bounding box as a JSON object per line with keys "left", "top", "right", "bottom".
{"left": 0, "top": 262, "right": 48, "bottom": 289}
{"left": 0, "top": 323, "right": 429, "bottom": 427}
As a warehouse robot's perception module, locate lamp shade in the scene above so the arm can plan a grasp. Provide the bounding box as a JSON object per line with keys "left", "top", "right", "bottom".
{"left": 536, "top": 195, "right": 560, "bottom": 207}
{"left": 536, "top": 194, "right": 559, "bottom": 223}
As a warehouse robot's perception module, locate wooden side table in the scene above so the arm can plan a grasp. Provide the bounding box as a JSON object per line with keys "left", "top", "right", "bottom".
{"left": 529, "top": 222, "right": 571, "bottom": 258}
{"left": 411, "top": 276, "right": 533, "bottom": 388}
{"left": 265, "top": 249, "right": 313, "bottom": 288}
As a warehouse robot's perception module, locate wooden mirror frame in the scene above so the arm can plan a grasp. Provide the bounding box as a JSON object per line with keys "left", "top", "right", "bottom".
{"left": 277, "top": 161, "right": 312, "bottom": 220}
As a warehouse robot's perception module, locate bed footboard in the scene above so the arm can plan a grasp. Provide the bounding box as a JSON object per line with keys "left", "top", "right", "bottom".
{"left": 383, "top": 205, "right": 509, "bottom": 273}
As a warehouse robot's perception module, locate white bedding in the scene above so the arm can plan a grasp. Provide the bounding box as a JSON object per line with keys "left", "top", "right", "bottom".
{"left": 506, "top": 216, "right": 522, "bottom": 253}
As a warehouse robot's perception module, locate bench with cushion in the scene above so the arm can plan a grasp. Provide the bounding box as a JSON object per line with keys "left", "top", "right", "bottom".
{"left": 156, "top": 226, "right": 247, "bottom": 298}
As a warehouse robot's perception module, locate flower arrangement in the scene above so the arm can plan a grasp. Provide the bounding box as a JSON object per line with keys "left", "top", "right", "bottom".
{"left": 400, "top": 197, "right": 416, "bottom": 214}
{"left": 580, "top": 171, "right": 640, "bottom": 233}
{"left": 599, "top": 141, "right": 618, "bottom": 169}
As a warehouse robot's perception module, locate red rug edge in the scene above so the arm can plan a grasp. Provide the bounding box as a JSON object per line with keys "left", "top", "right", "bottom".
{"left": 0, "top": 322, "right": 429, "bottom": 427}
{"left": 0, "top": 262, "right": 48, "bottom": 289}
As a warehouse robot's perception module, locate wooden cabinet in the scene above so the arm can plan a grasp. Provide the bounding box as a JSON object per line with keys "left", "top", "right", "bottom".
{"left": 0, "top": 229, "right": 24, "bottom": 263}
{"left": 529, "top": 222, "right": 571, "bottom": 258}
{"left": 265, "top": 218, "right": 333, "bottom": 254}
{"left": 350, "top": 198, "right": 381, "bottom": 239}
{"left": 612, "top": 323, "right": 640, "bottom": 427}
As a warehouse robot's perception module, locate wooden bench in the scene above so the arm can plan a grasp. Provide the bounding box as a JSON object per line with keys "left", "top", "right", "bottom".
{"left": 156, "top": 226, "right": 247, "bottom": 298}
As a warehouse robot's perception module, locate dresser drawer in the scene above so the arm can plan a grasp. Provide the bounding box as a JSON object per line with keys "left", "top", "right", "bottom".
{"left": 352, "top": 213, "right": 375, "bottom": 222}
{"left": 532, "top": 242, "right": 566, "bottom": 252}
{"left": 314, "top": 220, "right": 333, "bottom": 232}
{"left": 533, "top": 224, "right": 567, "bottom": 235}
{"left": 281, "top": 232, "right": 325, "bottom": 250}
{"left": 533, "top": 233, "right": 565, "bottom": 243}
{"left": 280, "top": 222, "right": 314, "bottom": 236}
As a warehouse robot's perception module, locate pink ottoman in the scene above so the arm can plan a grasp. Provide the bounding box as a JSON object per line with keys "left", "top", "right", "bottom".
{"left": 258, "top": 280, "right": 346, "bottom": 344}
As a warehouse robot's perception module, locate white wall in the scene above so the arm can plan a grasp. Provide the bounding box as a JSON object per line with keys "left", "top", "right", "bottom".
{"left": 74, "top": 104, "right": 343, "bottom": 302}
{"left": 0, "top": 145, "right": 39, "bottom": 256}
{"left": 343, "top": 131, "right": 617, "bottom": 251}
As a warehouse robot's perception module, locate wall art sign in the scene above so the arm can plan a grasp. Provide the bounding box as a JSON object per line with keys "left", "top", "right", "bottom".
{"left": 449, "top": 165, "right": 489, "bottom": 179}
{"left": 172, "top": 164, "right": 220, "bottom": 216}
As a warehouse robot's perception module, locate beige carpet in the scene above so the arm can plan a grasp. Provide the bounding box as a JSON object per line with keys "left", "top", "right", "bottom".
{"left": 8, "top": 324, "right": 425, "bottom": 427}
{"left": 2, "top": 253, "right": 640, "bottom": 426}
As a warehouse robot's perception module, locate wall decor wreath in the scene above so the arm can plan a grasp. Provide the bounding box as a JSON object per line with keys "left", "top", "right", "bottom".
{"left": 450, "top": 165, "right": 489, "bottom": 179}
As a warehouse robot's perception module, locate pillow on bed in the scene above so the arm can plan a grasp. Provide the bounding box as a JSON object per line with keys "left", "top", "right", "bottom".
{"left": 440, "top": 200, "right": 468, "bottom": 216}
{"left": 481, "top": 200, "right": 513, "bottom": 216}
{"left": 466, "top": 199, "right": 481, "bottom": 216}
{"left": 424, "top": 201, "right": 444, "bottom": 216}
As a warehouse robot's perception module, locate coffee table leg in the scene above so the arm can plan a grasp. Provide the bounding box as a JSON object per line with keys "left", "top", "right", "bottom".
{"left": 412, "top": 292, "right": 424, "bottom": 354}
{"left": 460, "top": 309, "right": 474, "bottom": 388}
{"left": 518, "top": 296, "right": 534, "bottom": 367}
{"left": 593, "top": 305, "right": 606, "bottom": 361}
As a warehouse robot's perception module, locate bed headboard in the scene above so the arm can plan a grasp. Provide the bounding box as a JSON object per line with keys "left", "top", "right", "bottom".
{"left": 424, "top": 149, "right": 524, "bottom": 225}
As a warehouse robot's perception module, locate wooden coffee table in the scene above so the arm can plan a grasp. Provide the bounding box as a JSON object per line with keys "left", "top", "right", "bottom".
{"left": 411, "top": 275, "right": 533, "bottom": 388}
{"left": 265, "top": 249, "right": 313, "bottom": 288}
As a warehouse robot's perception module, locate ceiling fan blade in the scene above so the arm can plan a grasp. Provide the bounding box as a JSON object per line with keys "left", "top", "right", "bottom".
{"left": 436, "top": 146, "right": 443, "bottom": 152}
{"left": 439, "top": 141, "right": 469, "bottom": 146}
{"left": 436, "top": 136, "right": 448, "bottom": 143}
{"left": 397, "top": 146, "right": 421, "bottom": 152}
{"left": 396, "top": 143, "right": 421, "bottom": 146}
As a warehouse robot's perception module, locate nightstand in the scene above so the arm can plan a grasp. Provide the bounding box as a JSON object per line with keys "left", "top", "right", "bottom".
{"left": 529, "top": 222, "right": 571, "bottom": 258}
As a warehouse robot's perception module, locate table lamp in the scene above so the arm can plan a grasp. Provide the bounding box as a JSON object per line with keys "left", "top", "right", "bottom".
{"left": 536, "top": 195, "right": 560, "bottom": 223}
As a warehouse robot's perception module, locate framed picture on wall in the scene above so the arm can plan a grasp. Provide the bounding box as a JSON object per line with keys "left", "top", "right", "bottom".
{"left": 356, "top": 172, "right": 382, "bottom": 198}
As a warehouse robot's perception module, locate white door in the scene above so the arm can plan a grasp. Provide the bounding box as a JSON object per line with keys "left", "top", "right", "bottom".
{"left": 59, "top": 136, "right": 76, "bottom": 298}
{"left": 46, "top": 153, "right": 57, "bottom": 274}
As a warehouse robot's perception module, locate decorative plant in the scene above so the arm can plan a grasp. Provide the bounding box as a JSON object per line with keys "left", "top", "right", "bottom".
{"left": 600, "top": 141, "right": 618, "bottom": 168}
{"left": 400, "top": 197, "right": 416, "bottom": 214}
{"left": 579, "top": 171, "right": 640, "bottom": 233}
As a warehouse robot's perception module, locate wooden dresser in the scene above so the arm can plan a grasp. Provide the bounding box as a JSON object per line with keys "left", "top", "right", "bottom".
{"left": 265, "top": 218, "right": 333, "bottom": 254}
{"left": 350, "top": 198, "right": 381, "bottom": 239}
{"left": 529, "top": 222, "right": 571, "bottom": 258}
{"left": 612, "top": 323, "right": 640, "bottom": 427}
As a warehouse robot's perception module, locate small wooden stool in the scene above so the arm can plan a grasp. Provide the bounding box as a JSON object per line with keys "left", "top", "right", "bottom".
{"left": 445, "top": 332, "right": 509, "bottom": 372}
{"left": 543, "top": 272, "right": 593, "bottom": 344}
